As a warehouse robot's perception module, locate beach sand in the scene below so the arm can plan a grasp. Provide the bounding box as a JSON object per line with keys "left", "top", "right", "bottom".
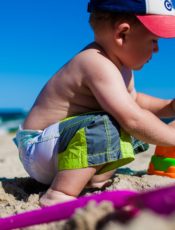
{"left": 1, "top": 133, "right": 175, "bottom": 229}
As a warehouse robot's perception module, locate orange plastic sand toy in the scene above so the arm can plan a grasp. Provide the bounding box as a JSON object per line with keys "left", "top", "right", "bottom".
{"left": 154, "top": 146, "right": 175, "bottom": 158}
{"left": 147, "top": 146, "right": 175, "bottom": 178}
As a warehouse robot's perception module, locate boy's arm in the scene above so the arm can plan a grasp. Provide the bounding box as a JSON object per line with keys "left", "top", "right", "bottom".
{"left": 128, "top": 73, "right": 175, "bottom": 118}
{"left": 83, "top": 55, "right": 175, "bottom": 146}
{"left": 135, "top": 93, "right": 175, "bottom": 118}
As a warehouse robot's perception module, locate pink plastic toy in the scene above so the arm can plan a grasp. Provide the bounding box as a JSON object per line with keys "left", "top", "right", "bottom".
{"left": 1, "top": 185, "right": 175, "bottom": 230}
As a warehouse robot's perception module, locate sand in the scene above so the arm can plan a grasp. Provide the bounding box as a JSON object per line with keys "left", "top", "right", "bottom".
{"left": 1, "top": 133, "right": 175, "bottom": 229}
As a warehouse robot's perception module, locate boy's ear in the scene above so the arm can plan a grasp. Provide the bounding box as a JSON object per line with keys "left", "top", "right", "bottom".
{"left": 114, "top": 22, "right": 131, "bottom": 45}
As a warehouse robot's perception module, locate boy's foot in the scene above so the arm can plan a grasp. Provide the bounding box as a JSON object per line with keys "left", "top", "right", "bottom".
{"left": 39, "top": 188, "right": 76, "bottom": 207}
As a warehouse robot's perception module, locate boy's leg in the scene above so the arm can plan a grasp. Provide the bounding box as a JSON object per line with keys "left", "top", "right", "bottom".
{"left": 40, "top": 166, "right": 101, "bottom": 207}
{"left": 40, "top": 113, "right": 137, "bottom": 206}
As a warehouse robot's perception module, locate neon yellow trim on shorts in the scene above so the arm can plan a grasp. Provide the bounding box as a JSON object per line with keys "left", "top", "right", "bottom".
{"left": 97, "top": 129, "right": 135, "bottom": 174}
{"left": 120, "top": 129, "right": 135, "bottom": 159}
{"left": 58, "top": 128, "right": 88, "bottom": 170}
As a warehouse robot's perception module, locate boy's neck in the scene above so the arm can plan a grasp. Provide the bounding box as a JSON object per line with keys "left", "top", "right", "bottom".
{"left": 94, "top": 41, "right": 124, "bottom": 71}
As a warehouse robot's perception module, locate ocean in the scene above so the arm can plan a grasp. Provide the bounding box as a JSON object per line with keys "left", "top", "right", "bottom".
{"left": 0, "top": 109, "right": 26, "bottom": 134}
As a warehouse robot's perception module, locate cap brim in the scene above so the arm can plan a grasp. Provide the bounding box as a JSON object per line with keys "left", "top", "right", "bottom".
{"left": 136, "top": 15, "right": 175, "bottom": 38}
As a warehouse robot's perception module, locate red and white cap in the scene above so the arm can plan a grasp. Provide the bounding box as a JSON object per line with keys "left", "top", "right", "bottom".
{"left": 88, "top": 0, "right": 175, "bottom": 38}
{"left": 137, "top": 0, "right": 175, "bottom": 38}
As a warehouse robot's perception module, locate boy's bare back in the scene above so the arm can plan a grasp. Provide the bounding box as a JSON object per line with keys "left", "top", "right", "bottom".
{"left": 23, "top": 42, "right": 133, "bottom": 130}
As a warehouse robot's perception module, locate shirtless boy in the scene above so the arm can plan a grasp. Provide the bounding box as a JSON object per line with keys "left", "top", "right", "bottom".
{"left": 15, "top": 0, "right": 175, "bottom": 206}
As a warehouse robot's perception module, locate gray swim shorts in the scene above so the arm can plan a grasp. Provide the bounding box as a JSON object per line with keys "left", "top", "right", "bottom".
{"left": 14, "top": 112, "right": 148, "bottom": 184}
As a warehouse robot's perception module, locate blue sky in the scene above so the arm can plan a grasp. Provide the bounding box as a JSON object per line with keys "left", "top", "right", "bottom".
{"left": 0, "top": 0, "right": 175, "bottom": 111}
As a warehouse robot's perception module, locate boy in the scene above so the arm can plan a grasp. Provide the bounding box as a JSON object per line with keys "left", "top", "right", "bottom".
{"left": 15, "top": 0, "right": 175, "bottom": 206}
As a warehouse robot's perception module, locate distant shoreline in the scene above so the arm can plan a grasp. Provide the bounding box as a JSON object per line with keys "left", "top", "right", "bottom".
{"left": 0, "top": 108, "right": 26, "bottom": 133}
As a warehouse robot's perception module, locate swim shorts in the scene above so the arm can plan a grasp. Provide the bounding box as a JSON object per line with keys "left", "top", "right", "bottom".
{"left": 14, "top": 112, "right": 148, "bottom": 184}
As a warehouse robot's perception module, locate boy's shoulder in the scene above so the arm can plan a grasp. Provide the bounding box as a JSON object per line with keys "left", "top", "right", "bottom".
{"left": 75, "top": 43, "right": 121, "bottom": 77}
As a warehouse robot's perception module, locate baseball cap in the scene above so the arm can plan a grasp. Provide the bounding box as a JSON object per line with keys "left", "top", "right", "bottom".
{"left": 87, "top": 0, "right": 175, "bottom": 38}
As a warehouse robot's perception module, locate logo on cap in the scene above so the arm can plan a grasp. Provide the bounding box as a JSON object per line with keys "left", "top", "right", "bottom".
{"left": 164, "top": 0, "right": 173, "bottom": 11}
